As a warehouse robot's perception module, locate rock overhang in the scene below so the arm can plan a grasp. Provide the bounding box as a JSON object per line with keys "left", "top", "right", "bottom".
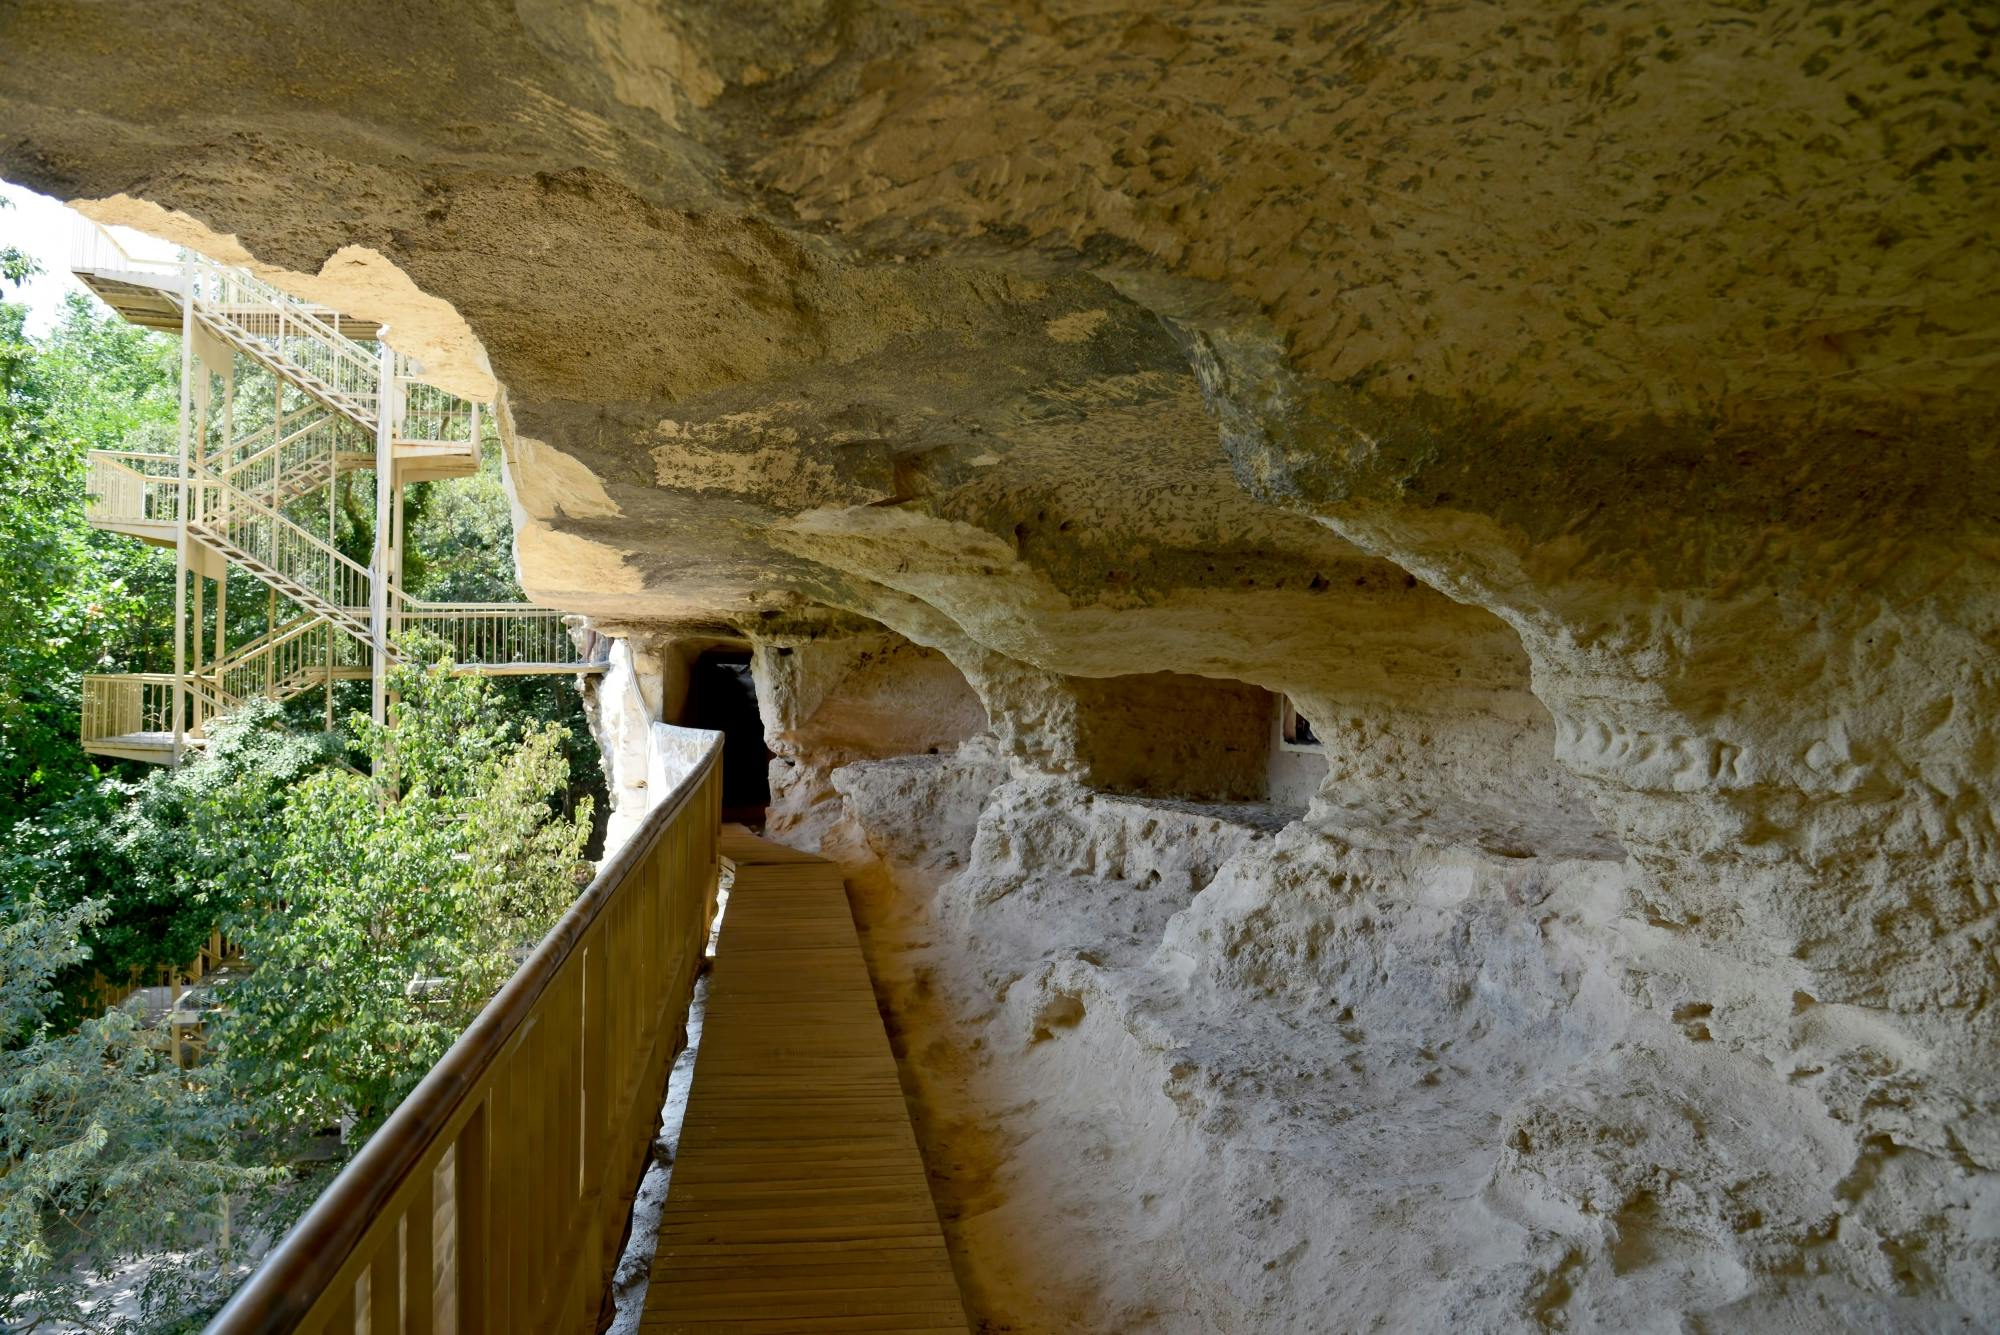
{"left": 5, "top": 2, "right": 1989, "bottom": 632}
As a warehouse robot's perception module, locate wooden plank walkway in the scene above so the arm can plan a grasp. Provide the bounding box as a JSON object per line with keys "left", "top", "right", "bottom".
{"left": 642, "top": 827, "right": 968, "bottom": 1334}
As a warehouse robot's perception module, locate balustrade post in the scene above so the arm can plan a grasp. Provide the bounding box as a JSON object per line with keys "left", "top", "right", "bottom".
{"left": 325, "top": 1284, "right": 355, "bottom": 1334}
{"left": 582, "top": 933, "right": 610, "bottom": 1291}
{"left": 454, "top": 1102, "right": 489, "bottom": 1335}
{"left": 406, "top": 1172, "right": 436, "bottom": 1335}
{"left": 215, "top": 562, "right": 227, "bottom": 673}
{"left": 368, "top": 1240, "right": 398, "bottom": 1335}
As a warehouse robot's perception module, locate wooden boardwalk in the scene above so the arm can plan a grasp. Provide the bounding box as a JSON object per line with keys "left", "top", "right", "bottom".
{"left": 641, "top": 827, "right": 968, "bottom": 1334}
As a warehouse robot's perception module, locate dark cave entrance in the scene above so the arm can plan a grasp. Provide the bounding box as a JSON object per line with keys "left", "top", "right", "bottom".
{"left": 684, "top": 649, "right": 772, "bottom": 825}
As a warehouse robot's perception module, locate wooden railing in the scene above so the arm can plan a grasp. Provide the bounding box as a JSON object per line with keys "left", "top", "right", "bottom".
{"left": 208, "top": 739, "right": 723, "bottom": 1334}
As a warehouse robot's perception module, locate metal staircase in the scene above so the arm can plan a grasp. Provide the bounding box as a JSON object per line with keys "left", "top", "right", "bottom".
{"left": 209, "top": 615, "right": 365, "bottom": 705}
{"left": 218, "top": 409, "right": 373, "bottom": 512}
{"left": 73, "top": 222, "right": 607, "bottom": 765}
{"left": 190, "top": 294, "right": 380, "bottom": 432}
{"left": 187, "top": 477, "right": 376, "bottom": 644}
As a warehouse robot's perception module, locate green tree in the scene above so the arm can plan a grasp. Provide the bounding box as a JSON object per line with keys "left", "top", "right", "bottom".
{"left": 0, "top": 196, "right": 34, "bottom": 290}
{"left": 219, "top": 643, "right": 591, "bottom": 1142}
{"left": 104, "top": 703, "right": 339, "bottom": 996}
{"left": 0, "top": 290, "right": 178, "bottom": 814}
{"left": 0, "top": 668, "right": 338, "bottom": 1038}
{"left": 0, "top": 209, "right": 610, "bottom": 1324}
{"left": 403, "top": 437, "right": 608, "bottom": 844}
{"left": 0, "top": 271, "right": 192, "bottom": 1012}
{"left": 403, "top": 438, "right": 521, "bottom": 603}
{"left": 0, "top": 894, "right": 271, "bottom": 1334}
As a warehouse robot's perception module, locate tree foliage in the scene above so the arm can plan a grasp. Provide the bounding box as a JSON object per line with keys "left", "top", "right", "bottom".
{"left": 109, "top": 704, "right": 340, "bottom": 995}
{"left": 0, "top": 295, "right": 178, "bottom": 813}
{"left": 0, "top": 659, "right": 591, "bottom": 1330}
{"left": 403, "top": 437, "right": 609, "bottom": 842}
{"left": 0, "top": 896, "right": 271, "bottom": 1333}
{"left": 0, "top": 197, "right": 35, "bottom": 292}
{"left": 220, "top": 645, "right": 592, "bottom": 1142}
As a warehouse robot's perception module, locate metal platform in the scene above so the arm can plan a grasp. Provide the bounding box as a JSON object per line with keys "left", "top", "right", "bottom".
{"left": 73, "top": 264, "right": 383, "bottom": 339}
{"left": 81, "top": 730, "right": 203, "bottom": 764}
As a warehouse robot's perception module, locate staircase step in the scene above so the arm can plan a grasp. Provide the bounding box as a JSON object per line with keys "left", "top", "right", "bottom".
{"left": 191, "top": 310, "right": 378, "bottom": 434}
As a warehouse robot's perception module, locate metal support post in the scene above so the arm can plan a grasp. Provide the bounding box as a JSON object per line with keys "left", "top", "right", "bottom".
{"left": 370, "top": 344, "right": 395, "bottom": 724}
{"left": 171, "top": 256, "right": 194, "bottom": 763}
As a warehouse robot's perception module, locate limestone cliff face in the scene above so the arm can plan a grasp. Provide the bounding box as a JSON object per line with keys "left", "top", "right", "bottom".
{"left": 5, "top": 2, "right": 1994, "bottom": 1327}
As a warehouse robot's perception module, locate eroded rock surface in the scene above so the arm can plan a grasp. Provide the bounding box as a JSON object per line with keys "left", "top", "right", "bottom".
{"left": 4, "top": 2, "right": 1994, "bottom": 1328}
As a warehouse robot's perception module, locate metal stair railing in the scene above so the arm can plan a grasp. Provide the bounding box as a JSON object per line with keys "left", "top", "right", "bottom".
{"left": 85, "top": 450, "right": 183, "bottom": 529}
{"left": 393, "top": 601, "right": 593, "bottom": 670}
{"left": 391, "top": 366, "right": 479, "bottom": 452}
{"left": 81, "top": 672, "right": 231, "bottom": 746}
{"left": 210, "top": 615, "right": 367, "bottom": 706}
{"left": 92, "top": 453, "right": 608, "bottom": 677}
{"left": 73, "top": 222, "right": 484, "bottom": 454}
{"left": 184, "top": 675, "right": 234, "bottom": 735}
{"left": 98, "top": 409, "right": 357, "bottom": 540}
{"left": 189, "top": 269, "right": 484, "bottom": 462}
{"left": 206, "top": 603, "right": 594, "bottom": 706}
{"left": 206, "top": 399, "right": 327, "bottom": 475}
{"left": 188, "top": 477, "right": 376, "bottom": 645}
{"left": 207, "top": 613, "right": 318, "bottom": 682}
{"left": 185, "top": 255, "right": 382, "bottom": 431}
{"left": 89, "top": 456, "right": 597, "bottom": 675}
{"left": 220, "top": 412, "right": 369, "bottom": 513}
{"left": 69, "top": 217, "right": 180, "bottom": 282}
{"left": 73, "top": 226, "right": 607, "bottom": 771}
{"left": 81, "top": 674, "right": 179, "bottom": 743}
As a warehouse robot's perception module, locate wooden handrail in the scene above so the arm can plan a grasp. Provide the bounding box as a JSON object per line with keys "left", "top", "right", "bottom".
{"left": 208, "top": 738, "right": 723, "bottom": 1334}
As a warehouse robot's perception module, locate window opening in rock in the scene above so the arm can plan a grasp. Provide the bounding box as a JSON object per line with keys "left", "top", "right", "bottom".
{"left": 683, "top": 648, "right": 772, "bottom": 824}
{"left": 1280, "top": 696, "right": 1322, "bottom": 750}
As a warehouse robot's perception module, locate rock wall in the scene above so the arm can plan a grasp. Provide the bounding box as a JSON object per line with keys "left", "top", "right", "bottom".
{"left": 737, "top": 617, "right": 987, "bottom": 849}
{"left": 4, "top": 1, "right": 1994, "bottom": 1327}
{"left": 588, "top": 602, "right": 1996, "bottom": 1329}
{"left": 581, "top": 629, "right": 739, "bottom": 850}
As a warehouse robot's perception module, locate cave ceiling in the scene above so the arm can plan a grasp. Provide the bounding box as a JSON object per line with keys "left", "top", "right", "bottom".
{"left": 0, "top": 0, "right": 1991, "bottom": 654}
